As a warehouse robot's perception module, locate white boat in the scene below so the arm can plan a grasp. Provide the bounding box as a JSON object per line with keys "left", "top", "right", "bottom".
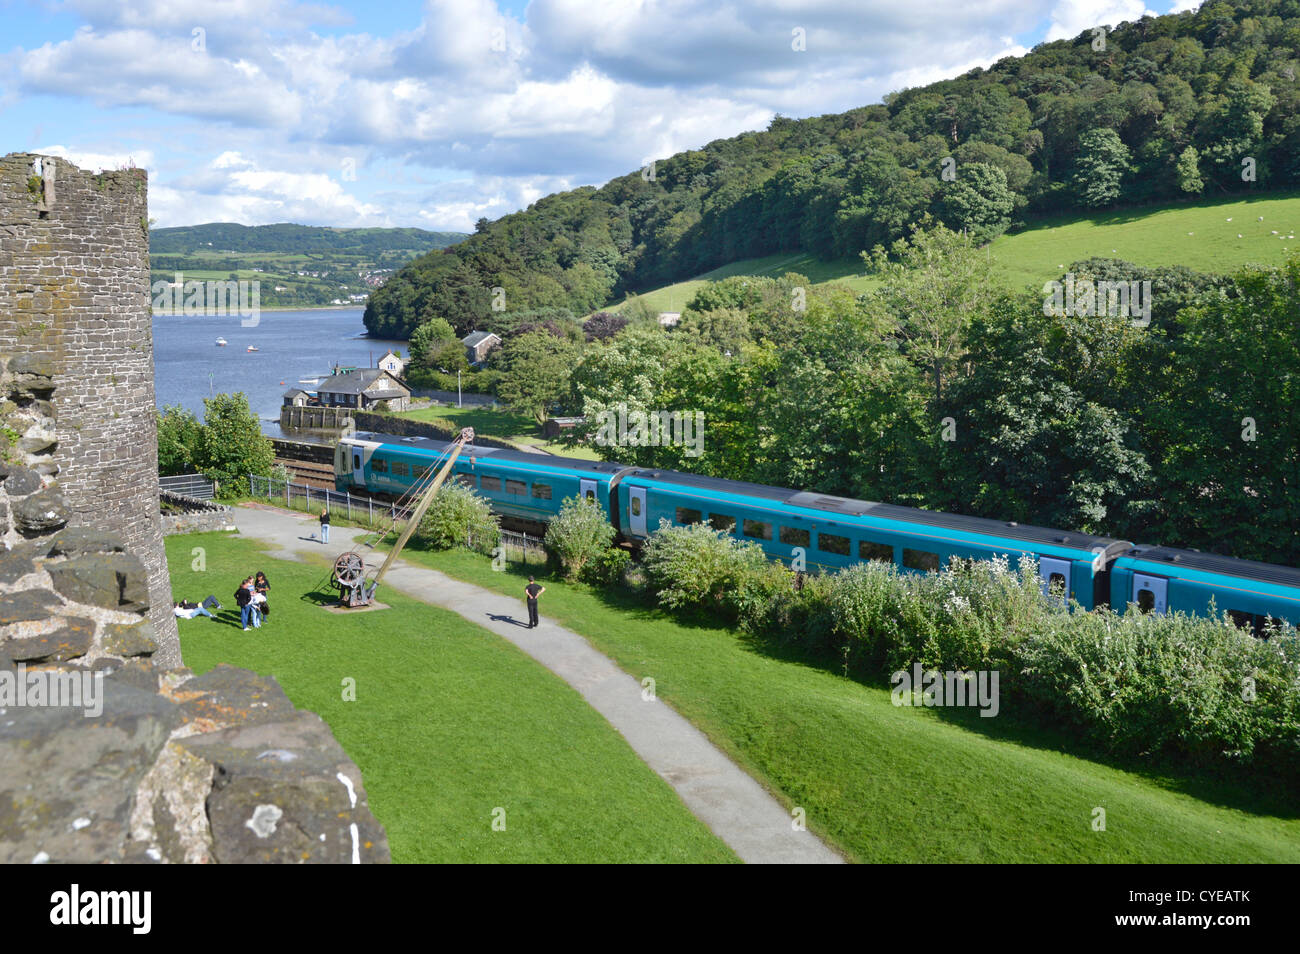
{"left": 215, "top": 337, "right": 227, "bottom": 346}
{"left": 246, "top": 345, "right": 259, "bottom": 352}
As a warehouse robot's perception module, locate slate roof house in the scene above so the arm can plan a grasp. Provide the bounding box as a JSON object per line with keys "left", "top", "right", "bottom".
{"left": 282, "top": 387, "right": 312, "bottom": 407}
{"left": 462, "top": 330, "right": 501, "bottom": 366}
{"left": 315, "top": 368, "right": 411, "bottom": 412}
{"left": 377, "top": 350, "right": 405, "bottom": 377}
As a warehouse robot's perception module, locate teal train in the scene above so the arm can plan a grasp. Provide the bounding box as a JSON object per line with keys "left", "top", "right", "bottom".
{"left": 337, "top": 432, "right": 1300, "bottom": 633}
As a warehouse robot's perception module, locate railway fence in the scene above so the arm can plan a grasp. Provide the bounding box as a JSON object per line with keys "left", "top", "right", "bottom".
{"left": 246, "top": 473, "right": 549, "bottom": 562}
{"left": 249, "top": 473, "right": 413, "bottom": 529}
{"left": 159, "top": 473, "right": 216, "bottom": 499}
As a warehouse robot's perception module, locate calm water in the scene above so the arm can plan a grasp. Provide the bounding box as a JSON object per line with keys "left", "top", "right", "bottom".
{"left": 151, "top": 308, "right": 404, "bottom": 439}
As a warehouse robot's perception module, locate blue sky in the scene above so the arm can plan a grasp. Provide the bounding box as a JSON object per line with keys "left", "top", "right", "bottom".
{"left": 0, "top": 0, "right": 1200, "bottom": 231}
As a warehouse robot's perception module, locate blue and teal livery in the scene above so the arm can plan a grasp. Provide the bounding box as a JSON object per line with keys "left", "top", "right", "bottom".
{"left": 337, "top": 432, "right": 1300, "bottom": 629}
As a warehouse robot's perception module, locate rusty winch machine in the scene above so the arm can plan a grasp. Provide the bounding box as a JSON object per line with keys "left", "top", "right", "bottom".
{"left": 330, "top": 427, "right": 474, "bottom": 608}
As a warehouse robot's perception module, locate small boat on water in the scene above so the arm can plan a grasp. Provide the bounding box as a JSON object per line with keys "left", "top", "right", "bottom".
{"left": 215, "top": 337, "right": 227, "bottom": 346}
{"left": 246, "top": 345, "right": 259, "bottom": 352}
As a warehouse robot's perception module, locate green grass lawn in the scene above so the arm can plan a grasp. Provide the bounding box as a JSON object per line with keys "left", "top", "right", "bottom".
{"left": 381, "top": 542, "right": 1300, "bottom": 863}
{"left": 614, "top": 191, "right": 1300, "bottom": 312}
{"left": 397, "top": 403, "right": 602, "bottom": 459}
{"left": 988, "top": 190, "right": 1300, "bottom": 291}
{"left": 165, "top": 531, "right": 736, "bottom": 864}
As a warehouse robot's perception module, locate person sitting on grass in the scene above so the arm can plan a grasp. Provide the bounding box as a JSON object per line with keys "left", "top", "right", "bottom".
{"left": 174, "top": 597, "right": 218, "bottom": 620}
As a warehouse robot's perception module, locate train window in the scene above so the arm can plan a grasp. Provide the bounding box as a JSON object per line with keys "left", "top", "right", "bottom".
{"left": 709, "top": 514, "right": 736, "bottom": 533}
{"left": 1136, "top": 588, "right": 1155, "bottom": 614}
{"left": 585, "top": 489, "right": 596, "bottom": 504}
{"left": 860, "top": 541, "right": 893, "bottom": 563}
{"left": 371, "top": 458, "right": 388, "bottom": 473}
{"left": 531, "top": 482, "right": 552, "bottom": 500}
{"left": 743, "top": 519, "right": 772, "bottom": 541}
{"left": 454, "top": 474, "right": 476, "bottom": 488}
{"left": 1046, "top": 572, "right": 1067, "bottom": 593}
{"left": 416, "top": 465, "right": 432, "bottom": 480}
{"left": 1228, "top": 610, "right": 1268, "bottom": 639}
{"left": 505, "top": 479, "right": 527, "bottom": 495}
{"left": 779, "top": 525, "right": 811, "bottom": 547}
{"left": 480, "top": 476, "right": 501, "bottom": 492}
{"left": 631, "top": 496, "right": 642, "bottom": 517}
{"left": 903, "top": 548, "right": 940, "bottom": 572}
{"left": 818, "top": 533, "right": 850, "bottom": 556}
{"left": 676, "top": 507, "right": 703, "bottom": 525}
{"left": 392, "top": 460, "right": 409, "bottom": 478}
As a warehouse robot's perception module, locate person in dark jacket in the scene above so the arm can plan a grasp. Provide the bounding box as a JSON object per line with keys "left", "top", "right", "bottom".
{"left": 235, "top": 577, "right": 261, "bottom": 631}
{"left": 254, "top": 571, "right": 271, "bottom": 619}
{"left": 524, "top": 576, "right": 545, "bottom": 629}
{"left": 320, "top": 508, "right": 331, "bottom": 544}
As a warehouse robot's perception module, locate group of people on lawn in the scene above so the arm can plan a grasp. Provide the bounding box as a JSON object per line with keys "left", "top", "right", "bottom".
{"left": 173, "top": 571, "right": 271, "bottom": 631}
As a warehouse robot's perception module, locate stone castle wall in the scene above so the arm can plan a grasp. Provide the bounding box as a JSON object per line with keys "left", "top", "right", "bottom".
{"left": 0, "top": 155, "right": 389, "bottom": 863}
{"left": 0, "top": 153, "right": 180, "bottom": 667}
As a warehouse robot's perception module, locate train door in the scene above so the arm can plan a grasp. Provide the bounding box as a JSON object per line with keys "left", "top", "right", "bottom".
{"left": 1132, "top": 574, "right": 1168, "bottom": 615}
{"left": 579, "top": 478, "right": 597, "bottom": 506}
{"left": 628, "top": 486, "right": 648, "bottom": 537}
{"left": 1039, "top": 557, "right": 1071, "bottom": 602}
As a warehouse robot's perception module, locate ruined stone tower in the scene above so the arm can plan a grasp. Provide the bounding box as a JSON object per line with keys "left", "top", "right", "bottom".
{"left": 0, "top": 153, "right": 180, "bottom": 666}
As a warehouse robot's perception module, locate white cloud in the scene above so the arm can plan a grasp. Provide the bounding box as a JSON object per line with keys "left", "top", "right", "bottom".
{"left": 1045, "top": 0, "right": 1159, "bottom": 41}
{"left": 5, "top": 0, "right": 1108, "bottom": 228}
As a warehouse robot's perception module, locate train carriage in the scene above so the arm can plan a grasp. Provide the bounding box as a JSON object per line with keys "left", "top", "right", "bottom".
{"left": 1111, "top": 546, "right": 1300, "bottom": 631}
{"left": 337, "top": 433, "right": 626, "bottom": 528}
{"left": 337, "top": 434, "right": 1300, "bottom": 627}
{"left": 613, "top": 468, "right": 1130, "bottom": 610}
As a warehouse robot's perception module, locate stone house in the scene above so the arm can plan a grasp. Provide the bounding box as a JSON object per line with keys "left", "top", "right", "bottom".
{"left": 461, "top": 330, "right": 501, "bottom": 366}
{"left": 316, "top": 368, "right": 411, "bottom": 412}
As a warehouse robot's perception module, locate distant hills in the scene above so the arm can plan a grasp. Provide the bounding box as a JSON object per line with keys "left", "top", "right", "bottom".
{"left": 151, "top": 223, "right": 467, "bottom": 310}
{"left": 364, "top": 0, "right": 1300, "bottom": 339}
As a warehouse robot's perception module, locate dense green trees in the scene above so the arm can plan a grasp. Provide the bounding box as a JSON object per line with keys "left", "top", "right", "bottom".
{"left": 366, "top": 0, "right": 1300, "bottom": 338}
{"left": 546, "top": 230, "right": 1300, "bottom": 565}
{"left": 158, "top": 394, "right": 276, "bottom": 498}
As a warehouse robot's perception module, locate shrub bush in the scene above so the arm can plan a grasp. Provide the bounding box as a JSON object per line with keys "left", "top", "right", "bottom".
{"left": 545, "top": 496, "right": 617, "bottom": 581}
{"left": 640, "top": 520, "right": 772, "bottom": 617}
{"left": 1014, "top": 608, "right": 1300, "bottom": 771}
{"left": 416, "top": 481, "right": 500, "bottom": 554}
{"left": 584, "top": 546, "right": 632, "bottom": 587}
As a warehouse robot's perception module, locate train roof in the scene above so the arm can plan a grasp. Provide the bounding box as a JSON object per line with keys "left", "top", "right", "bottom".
{"left": 1120, "top": 546, "right": 1300, "bottom": 589}
{"left": 628, "top": 468, "right": 1129, "bottom": 554}
{"left": 349, "top": 431, "right": 627, "bottom": 474}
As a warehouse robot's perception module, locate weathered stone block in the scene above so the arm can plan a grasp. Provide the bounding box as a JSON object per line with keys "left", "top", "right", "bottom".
{"left": 5, "top": 616, "right": 95, "bottom": 662}
{"left": 0, "top": 588, "right": 61, "bottom": 625}
{"left": 0, "top": 463, "right": 42, "bottom": 496}
{"left": 180, "top": 710, "right": 390, "bottom": 864}
{"left": 0, "top": 549, "right": 35, "bottom": 585}
{"left": 101, "top": 619, "right": 157, "bottom": 658}
{"left": 46, "top": 552, "right": 149, "bottom": 612}
{"left": 12, "top": 487, "right": 66, "bottom": 534}
{"left": 44, "top": 526, "right": 127, "bottom": 558}
{"left": 0, "top": 679, "right": 179, "bottom": 863}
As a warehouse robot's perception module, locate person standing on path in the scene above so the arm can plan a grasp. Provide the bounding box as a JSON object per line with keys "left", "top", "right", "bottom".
{"left": 320, "top": 508, "right": 331, "bottom": 544}
{"left": 524, "top": 576, "right": 545, "bottom": 629}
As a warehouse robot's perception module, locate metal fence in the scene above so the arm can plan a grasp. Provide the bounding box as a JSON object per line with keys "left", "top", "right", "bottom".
{"left": 249, "top": 473, "right": 413, "bottom": 528}
{"left": 160, "top": 473, "right": 216, "bottom": 499}
{"left": 248, "top": 474, "right": 549, "bottom": 559}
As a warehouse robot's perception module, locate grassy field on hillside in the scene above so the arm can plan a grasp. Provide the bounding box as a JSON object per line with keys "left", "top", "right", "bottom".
{"left": 382, "top": 541, "right": 1300, "bottom": 864}
{"left": 398, "top": 403, "right": 602, "bottom": 459}
{"left": 165, "top": 531, "right": 735, "bottom": 864}
{"left": 614, "top": 191, "right": 1300, "bottom": 312}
